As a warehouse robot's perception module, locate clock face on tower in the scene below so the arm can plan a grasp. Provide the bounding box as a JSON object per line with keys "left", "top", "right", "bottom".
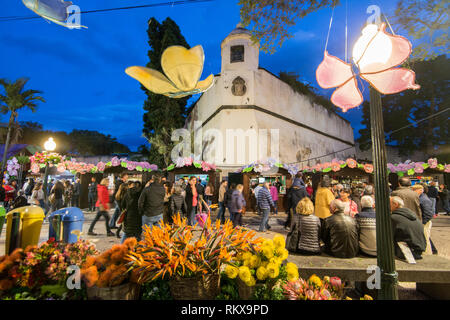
{"left": 230, "top": 45, "right": 245, "bottom": 63}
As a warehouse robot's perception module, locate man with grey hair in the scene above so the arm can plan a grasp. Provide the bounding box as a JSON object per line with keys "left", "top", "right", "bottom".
{"left": 355, "top": 196, "right": 376, "bottom": 256}
{"left": 391, "top": 177, "right": 422, "bottom": 221}
{"left": 390, "top": 196, "right": 426, "bottom": 260}
{"left": 322, "top": 199, "right": 359, "bottom": 258}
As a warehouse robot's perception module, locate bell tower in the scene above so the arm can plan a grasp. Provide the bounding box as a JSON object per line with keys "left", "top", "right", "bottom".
{"left": 221, "top": 23, "right": 260, "bottom": 73}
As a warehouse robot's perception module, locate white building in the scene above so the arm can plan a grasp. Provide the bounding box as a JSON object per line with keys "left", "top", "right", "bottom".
{"left": 186, "top": 24, "right": 356, "bottom": 175}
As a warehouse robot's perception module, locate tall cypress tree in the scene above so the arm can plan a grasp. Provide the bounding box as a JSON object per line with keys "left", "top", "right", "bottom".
{"left": 141, "top": 17, "right": 191, "bottom": 168}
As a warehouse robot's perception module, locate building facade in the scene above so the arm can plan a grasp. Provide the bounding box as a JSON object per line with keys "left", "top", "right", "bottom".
{"left": 186, "top": 24, "right": 356, "bottom": 175}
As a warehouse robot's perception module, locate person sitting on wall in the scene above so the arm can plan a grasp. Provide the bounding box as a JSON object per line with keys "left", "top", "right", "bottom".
{"left": 390, "top": 196, "right": 426, "bottom": 260}
{"left": 322, "top": 199, "right": 359, "bottom": 259}
{"left": 355, "top": 196, "right": 377, "bottom": 257}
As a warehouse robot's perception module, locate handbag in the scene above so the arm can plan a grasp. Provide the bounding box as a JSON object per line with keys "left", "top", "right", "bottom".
{"left": 196, "top": 198, "right": 210, "bottom": 228}
{"left": 117, "top": 209, "right": 127, "bottom": 225}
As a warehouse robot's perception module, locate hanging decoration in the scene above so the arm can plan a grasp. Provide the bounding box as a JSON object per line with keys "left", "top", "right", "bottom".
{"left": 22, "top": 0, "right": 87, "bottom": 29}
{"left": 126, "top": 45, "right": 215, "bottom": 98}
{"left": 166, "top": 157, "right": 217, "bottom": 172}
{"left": 316, "top": 22, "right": 420, "bottom": 112}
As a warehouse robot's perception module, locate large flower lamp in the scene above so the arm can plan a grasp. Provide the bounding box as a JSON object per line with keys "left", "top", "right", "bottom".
{"left": 316, "top": 23, "right": 420, "bottom": 112}
{"left": 315, "top": 20, "right": 422, "bottom": 300}
{"left": 125, "top": 45, "right": 215, "bottom": 98}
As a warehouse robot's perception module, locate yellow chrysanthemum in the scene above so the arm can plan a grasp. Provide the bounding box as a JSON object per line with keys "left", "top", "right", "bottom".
{"left": 248, "top": 255, "right": 261, "bottom": 269}
{"left": 239, "top": 266, "right": 252, "bottom": 283}
{"left": 273, "top": 235, "right": 286, "bottom": 249}
{"left": 260, "top": 260, "right": 269, "bottom": 268}
{"left": 245, "top": 276, "right": 256, "bottom": 287}
{"left": 309, "top": 274, "right": 323, "bottom": 288}
{"left": 262, "top": 239, "right": 274, "bottom": 249}
{"left": 286, "top": 262, "right": 298, "bottom": 272}
{"left": 256, "top": 266, "right": 268, "bottom": 281}
{"left": 266, "top": 263, "right": 280, "bottom": 279}
{"left": 287, "top": 267, "right": 299, "bottom": 281}
{"left": 262, "top": 246, "right": 274, "bottom": 259}
{"left": 225, "top": 265, "right": 239, "bottom": 279}
{"left": 242, "top": 252, "right": 252, "bottom": 262}
{"left": 280, "top": 248, "right": 289, "bottom": 261}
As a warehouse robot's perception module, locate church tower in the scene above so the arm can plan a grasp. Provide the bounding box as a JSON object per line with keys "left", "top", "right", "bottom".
{"left": 221, "top": 23, "right": 260, "bottom": 73}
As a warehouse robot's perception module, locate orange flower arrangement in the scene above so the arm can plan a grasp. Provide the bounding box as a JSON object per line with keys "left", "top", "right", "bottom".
{"left": 127, "top": 214, "right": 263, "bottom": 283}
{"left": 80, "top": 238, "right": 138, "bottom": 288}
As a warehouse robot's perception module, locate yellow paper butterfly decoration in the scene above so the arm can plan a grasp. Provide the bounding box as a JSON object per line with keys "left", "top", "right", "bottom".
{"left": 126, "top": 45, "right": 215, "bottom": 98}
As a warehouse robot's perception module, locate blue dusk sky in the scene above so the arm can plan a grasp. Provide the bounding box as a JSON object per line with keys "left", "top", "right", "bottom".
{"left": 0, "top": 0, "right": 402, "bottom": 151}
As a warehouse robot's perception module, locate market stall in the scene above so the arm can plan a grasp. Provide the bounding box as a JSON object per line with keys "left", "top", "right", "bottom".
{"left": 165, "top": 157, "right": 219, "bottom": 203}
{"left": 235, "top": 160, "right": 298, "bottom": 213}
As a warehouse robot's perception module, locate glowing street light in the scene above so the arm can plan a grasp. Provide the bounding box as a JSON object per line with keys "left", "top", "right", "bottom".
{"left": 44, "top": 137, "right": 56, "bottom": 152}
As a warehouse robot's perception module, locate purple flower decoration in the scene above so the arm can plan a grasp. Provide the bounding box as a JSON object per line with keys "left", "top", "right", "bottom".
{"left": 428, "top": 158, "right": 438, "bottom": 169}
{"left": 414, "top": 165, "right": 424, "bottom": 174}
{"left": 127, "top": 162, "right": 137, "bottom": 171}
{"left": 175, "top": 157, "right": 185, "bottom": 168}
{"left": 111, "top": 157, "right": 121, "bottom": 167}
{"left": 149, "top": 164, "right": 158, "bottom": 171}
{"left": 97, "top": 162, "right": 106, "bottom": 172}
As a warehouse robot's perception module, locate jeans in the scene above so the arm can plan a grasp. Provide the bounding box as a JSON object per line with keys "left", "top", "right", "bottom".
{"left": 272, "top": 200, "right": 278, "bottom": 215}
{"left": 71, "top": 195, "right": 79, "bottom": 208}
{"left": 142, "top": 214, "right": 163, "bottom": 229}
{"left": 232, "top": 212, "right": 242, "bottom": 228}
{"left": 259, "top": 208, "right": 271, "bottom": 232}
{"left": 429, "top": 197, "right": 437, "bottom": 214}
{"left": 109, "top": 200, "right": 121, "bottom": 228}
{"left": 89, "top": 210, "right": 111, "bottom": 233}
{"left": 216, "top": 202, "right": 225, "bottom": 223}
{"left": 88, "top": 193, "right": 97, "bottom": 211}
{"left": 188, "top": 207, "right": 197, "bottom": 226}
{"left": 229, "top": 210, "right": 235, "bottom": 223}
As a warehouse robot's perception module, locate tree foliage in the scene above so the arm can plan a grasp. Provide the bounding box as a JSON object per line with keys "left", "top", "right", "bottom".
{"left": 357, "top": 55, "right": 450, "bottom": 162}
{"left": 140, "top": 17, "right": 191, "bottom": 168}
{"left": 392, "top": 0, "right": 449, "bottom": 61}
{"left": 16, "top": 121, "right": 130, "bottom": 156}
{"left": 238, "top": 0, "right": 339, "bottom": 53}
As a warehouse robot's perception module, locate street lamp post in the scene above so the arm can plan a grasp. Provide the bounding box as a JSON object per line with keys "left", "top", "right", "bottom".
{"left": 43, "top": 138, "right": 56, "bottom": 208}
{"left": 352, "top": 21, "right": 399, "bottom": 300}
{"left": 369, "top": 87, "right": 399, "bottom": 300}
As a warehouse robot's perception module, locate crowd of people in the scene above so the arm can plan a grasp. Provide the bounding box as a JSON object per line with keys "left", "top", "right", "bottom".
{"left": 0, "top": 177, "right": 81, "bottom": 213}
{"left": 281, "top": 174, "right": 449, "bottom": 260}
{"left": 87, "top": 173, "right": 216, "bottom": 244}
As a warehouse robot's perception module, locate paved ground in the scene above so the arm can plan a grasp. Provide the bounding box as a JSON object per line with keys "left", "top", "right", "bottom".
{"left": 1, "top": 208, "right": 449, "bottom": 300}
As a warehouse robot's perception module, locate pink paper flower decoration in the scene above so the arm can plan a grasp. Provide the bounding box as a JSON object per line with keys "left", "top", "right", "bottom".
{"left": 97, "top": 162, "right": 106, "bottom": 172}
{"left": 316, "top": 23, "right": 420, "bottom": 112}
{"left": 428, "top": 158, "right": 438, "bottom": 169}
{"left": 31, "top": 163, "right": 40, "bottom": 174}
{"left": 57, "top": 163, "right": 66, "bottom": 173}
{"left": 364, "top": 164, "right": 374, "bottom": 174}
{"left": 445, "top": 165, "right": 450, "bottom": 173}
{"left": 346, "top": 158, "right": 357, "bottom": 169}
{"left": 331, "top": 163, "right": 341, "bottom": 172}
{"left": 111, "top": 157, "right": 121, "bottom": 167}
{"left": 414, "top": 165, "right": 424, "bottom": 174}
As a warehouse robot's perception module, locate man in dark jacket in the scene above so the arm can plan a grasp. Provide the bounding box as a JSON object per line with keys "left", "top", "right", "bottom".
{"left": 224, "top": 183, "right": 236, "bottom": 222}
{"left": 285, "top": 179, "right": 308, "bottom": 228}
{"left": 72, "top": 178, "right": 81, "bottom": 207}
{"left": 438, "top": 184, "right": 450, "bottom": 215}
{"left": 138, "top": 174, "right": 165, "bottom": 228}
{"left": 88, "top": 177, "right": 98, "bottom": 212}
{"left": 322, "top": 199, "right": 359, "bottom": 258}
{"left": 390, "top": 196, "right": 426, "bottom": 260}
{"left": 426, "top": 181, "right": 439, "bottom": 215}
{"left": 391, "top": 178, "right": 422, "bottom": 222}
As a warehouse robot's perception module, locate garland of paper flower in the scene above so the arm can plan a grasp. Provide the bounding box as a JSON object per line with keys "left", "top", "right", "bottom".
{"left": 301, "top": 158, "right": 449, "bottom": 176}
{"left": 166, "top": 157, "right": 217, "bottom": 172}
{"left": 235, "top": 158, "right": 449, "bottom": 177}
{"left": 29, "top": 153, "right": 158, "bottom": 175}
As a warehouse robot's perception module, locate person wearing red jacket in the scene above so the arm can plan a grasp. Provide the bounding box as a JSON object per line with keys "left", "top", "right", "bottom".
{"left": 88, "top": 178, "right": 114, "bottom": 236}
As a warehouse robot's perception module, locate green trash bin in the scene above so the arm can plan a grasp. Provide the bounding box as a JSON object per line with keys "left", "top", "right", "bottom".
{"left": 0, "top": 206, "right": 5, "bottom": 237}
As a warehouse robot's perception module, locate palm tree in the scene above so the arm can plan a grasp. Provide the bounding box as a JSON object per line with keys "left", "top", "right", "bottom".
{"left": 0, "top": 78, "right": 45, "bottom": 184}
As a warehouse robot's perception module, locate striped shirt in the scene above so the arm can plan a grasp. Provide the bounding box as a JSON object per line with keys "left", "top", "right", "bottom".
{"left": 257, "top": 187, "right": 274, "bottom": 209}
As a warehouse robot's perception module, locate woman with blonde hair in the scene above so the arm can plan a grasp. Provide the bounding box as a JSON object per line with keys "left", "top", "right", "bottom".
{"left": 88, "top": 178, "right": 114, "bottom": 237}
{"left": 286, "top": 197, "right": 321, "bottom": 255}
